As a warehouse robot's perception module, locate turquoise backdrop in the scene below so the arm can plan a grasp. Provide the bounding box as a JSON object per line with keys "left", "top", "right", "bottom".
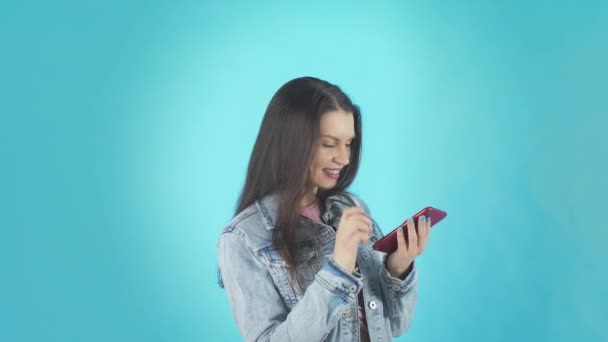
{"left": 1, "top": 1, "right": 606, "bottom": 341}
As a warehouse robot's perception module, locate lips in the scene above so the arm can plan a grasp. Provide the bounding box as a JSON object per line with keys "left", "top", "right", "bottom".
{"left": 322, "top": 168, "right": 341, "bottom": 179}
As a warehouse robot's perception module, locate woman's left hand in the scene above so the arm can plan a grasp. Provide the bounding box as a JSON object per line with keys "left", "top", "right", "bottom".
{"left": 386, "top": 215, "right": 431, "bottom": 278}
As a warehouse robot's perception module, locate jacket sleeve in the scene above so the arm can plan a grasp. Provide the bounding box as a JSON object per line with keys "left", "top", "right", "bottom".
{"left": 217, "top": 227, "right": 364, "bottom": 342}
{"left": 378, "top": 255, "right": 418, "bottom": 336}
{"left": 345, "top": 192, "right": 419, "bottom": 337}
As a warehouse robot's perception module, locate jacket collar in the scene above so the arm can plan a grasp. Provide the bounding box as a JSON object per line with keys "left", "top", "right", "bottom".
{"left": 255, "top": 192, "right": 354, "bottom": 231}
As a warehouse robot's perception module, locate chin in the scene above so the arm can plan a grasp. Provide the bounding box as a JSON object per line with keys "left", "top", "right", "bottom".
{"left": 312, "top": 174, "right": 339, "bottom": 191}
{"left": 318, "top": 181, "right": 338, "bottom": 190}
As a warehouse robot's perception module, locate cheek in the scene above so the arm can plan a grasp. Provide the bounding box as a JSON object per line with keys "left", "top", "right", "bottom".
{"left": 315, "top": 149, "right": 332, "bottom": 164}
{"left": 309, "top": 153, "right": 326, "bottom": 178}
{"left": 310, "top": 161, "right": 321, "bottom": 177}
{"left": 310, "top": 151, "right": 323, "bottom": 169}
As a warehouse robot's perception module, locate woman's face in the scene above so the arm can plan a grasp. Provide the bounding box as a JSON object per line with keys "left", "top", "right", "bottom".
{"left": 308, "top": 109, "right": 355, "bottom": 193}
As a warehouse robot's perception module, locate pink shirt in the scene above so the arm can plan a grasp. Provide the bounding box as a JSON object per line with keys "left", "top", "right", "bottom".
{"left": 300, "top": 200, "right": 323, "bottom": 224}
{"left": 301, "top": 199, "right": 371, "bottom": 342}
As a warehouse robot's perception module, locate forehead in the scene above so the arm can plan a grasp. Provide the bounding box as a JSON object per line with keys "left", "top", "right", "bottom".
{"left": 319, "top": 110, "right": 355, "bottom": 139}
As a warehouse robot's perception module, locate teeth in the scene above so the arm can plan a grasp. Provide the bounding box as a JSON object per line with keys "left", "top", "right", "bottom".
{"left": 324, "top": 169, "right": 339, "bottom": 174}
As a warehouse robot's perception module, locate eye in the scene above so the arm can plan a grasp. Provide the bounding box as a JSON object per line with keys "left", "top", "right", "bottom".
{"left": 322, "top": 143, "right": 335, "bottom": 148}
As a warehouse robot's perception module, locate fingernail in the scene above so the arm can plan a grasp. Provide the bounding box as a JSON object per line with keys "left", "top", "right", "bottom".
{"left": 400, "top": 227, "right": 403, "bottom": 232}
{"left": 421, "top": 216, "right": 426, "bottom": 222}
{"left": 428, "top": 217, "right": 432, "bottom": 224}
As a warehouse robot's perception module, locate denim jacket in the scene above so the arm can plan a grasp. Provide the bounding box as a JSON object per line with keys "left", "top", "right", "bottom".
{"left": 217, "top": 192, "right": 418, "bottom": 341}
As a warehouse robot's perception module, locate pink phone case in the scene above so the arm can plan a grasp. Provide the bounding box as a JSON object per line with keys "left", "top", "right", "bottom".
{"left": 372, "top": 207, "right": 447, "bottom": 254}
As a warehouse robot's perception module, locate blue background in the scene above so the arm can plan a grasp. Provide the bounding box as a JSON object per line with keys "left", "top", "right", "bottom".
{"left": 1, "top": 1, "right": 606, "bottom": 341}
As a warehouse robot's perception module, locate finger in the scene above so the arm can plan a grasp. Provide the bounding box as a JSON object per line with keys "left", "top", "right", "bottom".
{"left": 396, "top": 225, "right": 406, "bottom": 251}
{"left": 350, "top": 206, "right": 366, "bottom": 213}
{"left": 350, "top": 226, "right": 371, "bottom": 243}
{"left": 355, "top": 224, "right": 372, "bottom": 237}
{"left": 352, "top": 215, "right": 373, "bottom": 231}
{"left": 343, "top": 220, "right": 371, "bottom": 239}
{"left": 342, "top": 206, "right": 365, "bottom": 219}
{"left": 421, "top": 216, "right": 431, "bottom": 254}
{"left": 407, "top": 218, "right": 418, "bottom": 254}
{"left": 349, "top": 210, "right": 373, "bottom": 226}
{"left": 418, "top": 216, "right": 428, "bottom": 254}
{"left": 340, "top": 208, "right": 364, "bottom": 227}
{"left": 349, "top": 211, "right": 372, "bottom": 223}
{"left": 357, "top": 231, "right": 370, "bottom": 244}
{"left": 350, "top": 221, "right": 371, "bottom": 235}
{"left": 345, "top": 228, "right": 368, "bottom": 245}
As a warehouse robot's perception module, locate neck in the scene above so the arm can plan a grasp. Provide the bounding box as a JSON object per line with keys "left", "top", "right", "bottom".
{"left": 300, "top": 187, "right": 319, "bottom": 208}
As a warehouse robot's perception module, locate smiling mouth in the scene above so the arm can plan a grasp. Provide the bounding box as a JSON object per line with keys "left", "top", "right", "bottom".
{"left": 322, "top": 168, "right": 341, "bottom": 179}
{"left": 322, "top": 168, "right": 341, "bottom": 174}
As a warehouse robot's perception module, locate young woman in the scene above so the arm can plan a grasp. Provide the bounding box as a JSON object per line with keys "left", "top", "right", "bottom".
{"left": 217, "top": 77, "right": 431, "bottom": 341}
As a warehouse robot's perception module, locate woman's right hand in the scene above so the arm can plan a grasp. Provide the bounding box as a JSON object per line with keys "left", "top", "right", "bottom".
{"left": 332, "top": 207, "right": 373, "bottom": 273}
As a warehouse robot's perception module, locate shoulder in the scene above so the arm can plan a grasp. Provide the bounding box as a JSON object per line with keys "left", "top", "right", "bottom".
{"left": 339, "top": 191, "right": 372, "bottom": 213}
{"left": 218, "top": 199, "right": 275, "bottom": 253}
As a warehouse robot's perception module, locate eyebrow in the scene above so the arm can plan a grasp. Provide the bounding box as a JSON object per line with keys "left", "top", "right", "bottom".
{"left": 320, "top": 134, "right": 356, "bottom": 142}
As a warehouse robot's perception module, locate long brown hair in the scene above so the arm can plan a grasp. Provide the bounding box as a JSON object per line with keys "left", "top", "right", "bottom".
{"left": 236, "top": 76, "right": 362, "bottom": 288}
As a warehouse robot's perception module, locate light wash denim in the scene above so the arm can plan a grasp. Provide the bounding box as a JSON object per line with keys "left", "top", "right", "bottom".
{"left": 217, "top": 192, "right": 418, "bottom": 341}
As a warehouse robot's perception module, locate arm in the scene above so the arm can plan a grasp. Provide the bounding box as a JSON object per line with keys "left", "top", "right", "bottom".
{"left": 217, "top": 228, "right": 363, "bottom": 342}
{"left": 345, "top": 193, "right": 419, "bottom": 337}
{"left": 378, "top": 255, "right": 418, "bottom": 336}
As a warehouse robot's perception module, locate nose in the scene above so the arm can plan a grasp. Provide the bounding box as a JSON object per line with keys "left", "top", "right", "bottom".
{"left": 334, "top": 145, "right": 350, "bottom": 166}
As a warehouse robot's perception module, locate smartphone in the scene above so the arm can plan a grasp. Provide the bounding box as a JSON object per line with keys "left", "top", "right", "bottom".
{"left": 372, "top": 207, "right": 447, "bottom": 254}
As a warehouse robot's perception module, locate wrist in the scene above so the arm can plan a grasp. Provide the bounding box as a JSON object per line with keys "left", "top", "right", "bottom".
{"left": 332, "top": 256, "right": 355, "bottom": 274}
{"left": 386, "top": 259, "right": 414, "bottom": 279}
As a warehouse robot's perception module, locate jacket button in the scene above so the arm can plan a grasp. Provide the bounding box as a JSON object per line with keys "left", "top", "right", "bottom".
{"left": 368, "top": 301, "right": 377, "bottom": 310}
